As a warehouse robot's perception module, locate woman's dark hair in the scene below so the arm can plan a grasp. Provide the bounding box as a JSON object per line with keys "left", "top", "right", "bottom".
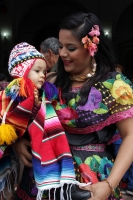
{"left": 55, "top": 12, "right": 116, "bottom": 105}
{"left": 0, "top": 73, "right": 8, "bottom": 81}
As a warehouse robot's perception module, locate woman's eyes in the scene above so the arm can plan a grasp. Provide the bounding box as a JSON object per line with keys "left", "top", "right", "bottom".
{"left": 59, "top": 45, "right": 76, "bottom": 51}
{"left": 68, "top": 47, "right": 76, "bottom": 51}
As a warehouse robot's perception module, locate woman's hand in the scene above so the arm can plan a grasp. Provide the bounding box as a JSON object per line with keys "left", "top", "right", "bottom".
{"left": 12, "top": 137, "right": 32, "bottom": 167}
{"left": 80, "top": 181, "right": 111, "bottom": 200}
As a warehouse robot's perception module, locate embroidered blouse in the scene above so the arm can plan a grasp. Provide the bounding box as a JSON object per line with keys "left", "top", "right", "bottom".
{"left": 53, "top": 72, "right": 133, "bottom": 145}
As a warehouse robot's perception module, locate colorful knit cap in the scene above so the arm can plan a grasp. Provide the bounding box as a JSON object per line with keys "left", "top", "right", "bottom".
{"left": 8, "top": 42, "right": 45, "bottom": 78}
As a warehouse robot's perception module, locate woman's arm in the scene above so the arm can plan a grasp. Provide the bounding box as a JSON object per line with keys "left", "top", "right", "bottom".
{"left": 106, "top": 117, "right": 133, "bottom": 187}
{"left": 12, "top": 137, "right": 32, "bottom": 167}
{"left": 80, "top": 116, "right": 133, "bottom": 200}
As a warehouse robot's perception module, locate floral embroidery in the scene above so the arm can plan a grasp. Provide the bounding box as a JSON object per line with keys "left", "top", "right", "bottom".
{"left": 110, "top": 80, "right": 133, "bottom": 105}
{"left": 52, "top": 72, "right": 133, "bottom": 130}
{"left": 78, "top": 87, "right": 102, "bottom": 111}
{"left": 93, "top": 102, "right": 108, "bottom": 114}
{"left": 73, "top": 155, "right": 119, "bottom": 198}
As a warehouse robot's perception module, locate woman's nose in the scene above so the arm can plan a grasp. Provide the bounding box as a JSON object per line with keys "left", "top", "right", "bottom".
{"left": 59, "top": 48, "right": 68, "bottom": 57}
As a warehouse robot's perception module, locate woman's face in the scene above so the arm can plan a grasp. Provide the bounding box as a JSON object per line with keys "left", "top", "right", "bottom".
{"left": 59, "top": 29, "right": 91, "bottom": 76}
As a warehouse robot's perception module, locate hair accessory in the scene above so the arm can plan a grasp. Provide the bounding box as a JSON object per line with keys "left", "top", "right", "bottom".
{"left": 82, "top": 25, "right": 100, "bottom": 56}
{"left": 103, "top": 178, "right": 115, "bottom": 194}
{"left": 8, "top": 42, "right": 45, "bottom": 78}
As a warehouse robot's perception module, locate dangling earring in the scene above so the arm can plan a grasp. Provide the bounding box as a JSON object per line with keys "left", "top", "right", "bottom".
{"left": 91, "top": 57, "right": 97, "bottom": 76}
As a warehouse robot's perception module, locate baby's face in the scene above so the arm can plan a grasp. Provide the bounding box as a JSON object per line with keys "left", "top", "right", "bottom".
{"left": 27, "top": 59, "right": 46, "bottom": 89}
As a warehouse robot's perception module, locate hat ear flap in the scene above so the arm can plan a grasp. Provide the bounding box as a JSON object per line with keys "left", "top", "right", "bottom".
{"left": 0, "top": 97, "right": 18, "bottom": 145}
{"left": 0, "top": 77, "right": 35, "bottom": 145}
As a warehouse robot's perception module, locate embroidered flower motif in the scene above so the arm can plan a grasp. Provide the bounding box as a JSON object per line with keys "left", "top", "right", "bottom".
{"left": 98, "top": 157, "right": 113, "bottom": 180}
{"left": 82, "top": 25, "right": 100, "bottom": 56}
{"left": 85, "top": 155, "right": 101, "bottom": 172}
{"left": 78, "top": 87, "right": 102, "bottom": 111}
{"left": 110, "top": 80, "right": 133, "bottom": 105}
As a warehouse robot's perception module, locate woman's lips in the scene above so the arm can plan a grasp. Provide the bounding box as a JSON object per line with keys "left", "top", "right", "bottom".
{"left": 63, "top": 60, "right": 72, "bottom": 66}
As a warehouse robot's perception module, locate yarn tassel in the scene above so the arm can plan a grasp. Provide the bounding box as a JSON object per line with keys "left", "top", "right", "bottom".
{"left": 0, "top": 98, "right": 18, "bottom": 145}
{"left": 5, "top": 77, "right": 35, "bottom": 99}
{"left": 19, "top": 77, "right": 35, "bottom": 97}
{"left": 5, "top": 78, "right": 21, "bottom": 99}
{"left": 0, "top": 77, "right": 35, "bottom": 145}
{"left": 0, "top": 123, "right": 17, "bottom": 145}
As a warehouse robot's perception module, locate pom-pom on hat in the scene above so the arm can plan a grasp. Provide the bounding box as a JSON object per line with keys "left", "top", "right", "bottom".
{"left": 8, "top": 42, "right": 45, "bottom": 78}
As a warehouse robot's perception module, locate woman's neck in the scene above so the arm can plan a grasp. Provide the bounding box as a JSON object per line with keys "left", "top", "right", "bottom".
{"left": 71, "top": 81, "right": 84, "bottom": 88}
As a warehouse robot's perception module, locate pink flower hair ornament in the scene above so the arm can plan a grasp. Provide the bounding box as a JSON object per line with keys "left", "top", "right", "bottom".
{"left": 82, "top": 25, "right": 100, "bottom": 56}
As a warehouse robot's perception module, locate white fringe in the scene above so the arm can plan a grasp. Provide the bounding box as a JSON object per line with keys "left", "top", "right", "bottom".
{"left": 66, "top": 184, "right": 69, "bottom": 200}
{"left": 49, "top": 189, "right": 51, "bottom": 200}
{"left": 60, "top": 185, "right": 64, "bottom": 200}
{"left": 36, "top": 182, "right": 91, "bottom": 200}
{"left": 54, "top": 188, "right": 56, "bottom": 200}
{"left": 36, "top": 190, "right": 43, "bottom": 200}
{"left": 69, "top": 184, "right": 73, "bottom": 200}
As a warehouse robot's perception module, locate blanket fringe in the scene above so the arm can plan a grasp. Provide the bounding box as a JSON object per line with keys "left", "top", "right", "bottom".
{"left": 36, "top": 190, "right": 43, "bottom": 200}
{"left": 36, "top": 182, "right": 91, "bottom": 200}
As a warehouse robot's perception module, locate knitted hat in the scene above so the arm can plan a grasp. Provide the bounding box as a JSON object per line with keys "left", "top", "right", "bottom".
{"left": 8, "top": 42, "right": 45, "bottom": 78}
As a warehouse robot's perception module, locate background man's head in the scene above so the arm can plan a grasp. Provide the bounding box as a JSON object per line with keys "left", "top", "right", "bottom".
{"left": 0, "top": 73, "right": 9, "bottom": 91}
{"left": 40, "top": 37, "right": 59, "bottom": 71}
{"left": 0, "top": 73, "right": 8, "bottom": 83}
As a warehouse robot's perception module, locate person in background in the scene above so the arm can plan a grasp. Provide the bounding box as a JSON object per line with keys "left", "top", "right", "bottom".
{"left": 0, "top": 73, "right": 9, "bottom": 91}
{"left": 112, "top": 64, "right": 133, "bottom": 196}
{"left": 115, "top": 64, "right": 124, "bottom": 73}
{"left": 40, "top": 37, "right": 59, "bottom": 72}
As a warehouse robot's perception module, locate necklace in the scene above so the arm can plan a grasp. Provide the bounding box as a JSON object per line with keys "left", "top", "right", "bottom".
{"left": 69, "top": 70, "right": 96, "bottom": 82}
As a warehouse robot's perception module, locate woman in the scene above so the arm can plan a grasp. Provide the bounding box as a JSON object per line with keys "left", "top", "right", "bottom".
{"left": 49, "top": 12, "right": 133, "bottom": 199}
{"left": 14, "top": 12, "right": 133, "bottom": 200}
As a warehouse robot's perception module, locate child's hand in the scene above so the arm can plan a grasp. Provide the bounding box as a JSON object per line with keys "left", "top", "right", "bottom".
{"left": 34, "top": 89, "right": 41, "bottom": 107}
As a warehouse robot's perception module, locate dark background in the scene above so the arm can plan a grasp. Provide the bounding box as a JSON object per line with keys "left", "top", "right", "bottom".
{"left": 0, "top": 0, "right": 133, "bottom": 80}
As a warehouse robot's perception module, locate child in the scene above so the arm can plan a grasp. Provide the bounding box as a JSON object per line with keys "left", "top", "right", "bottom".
{"left": 0, "top": 42, "right": 75, "bottom": 199}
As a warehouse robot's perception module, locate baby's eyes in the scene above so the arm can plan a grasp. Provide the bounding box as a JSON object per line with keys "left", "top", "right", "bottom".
{"left": 35, "top": 70, "right": 39, "bottom": 73}
{"left": 35, "top": 70, "right": 46, "bottom": 75}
